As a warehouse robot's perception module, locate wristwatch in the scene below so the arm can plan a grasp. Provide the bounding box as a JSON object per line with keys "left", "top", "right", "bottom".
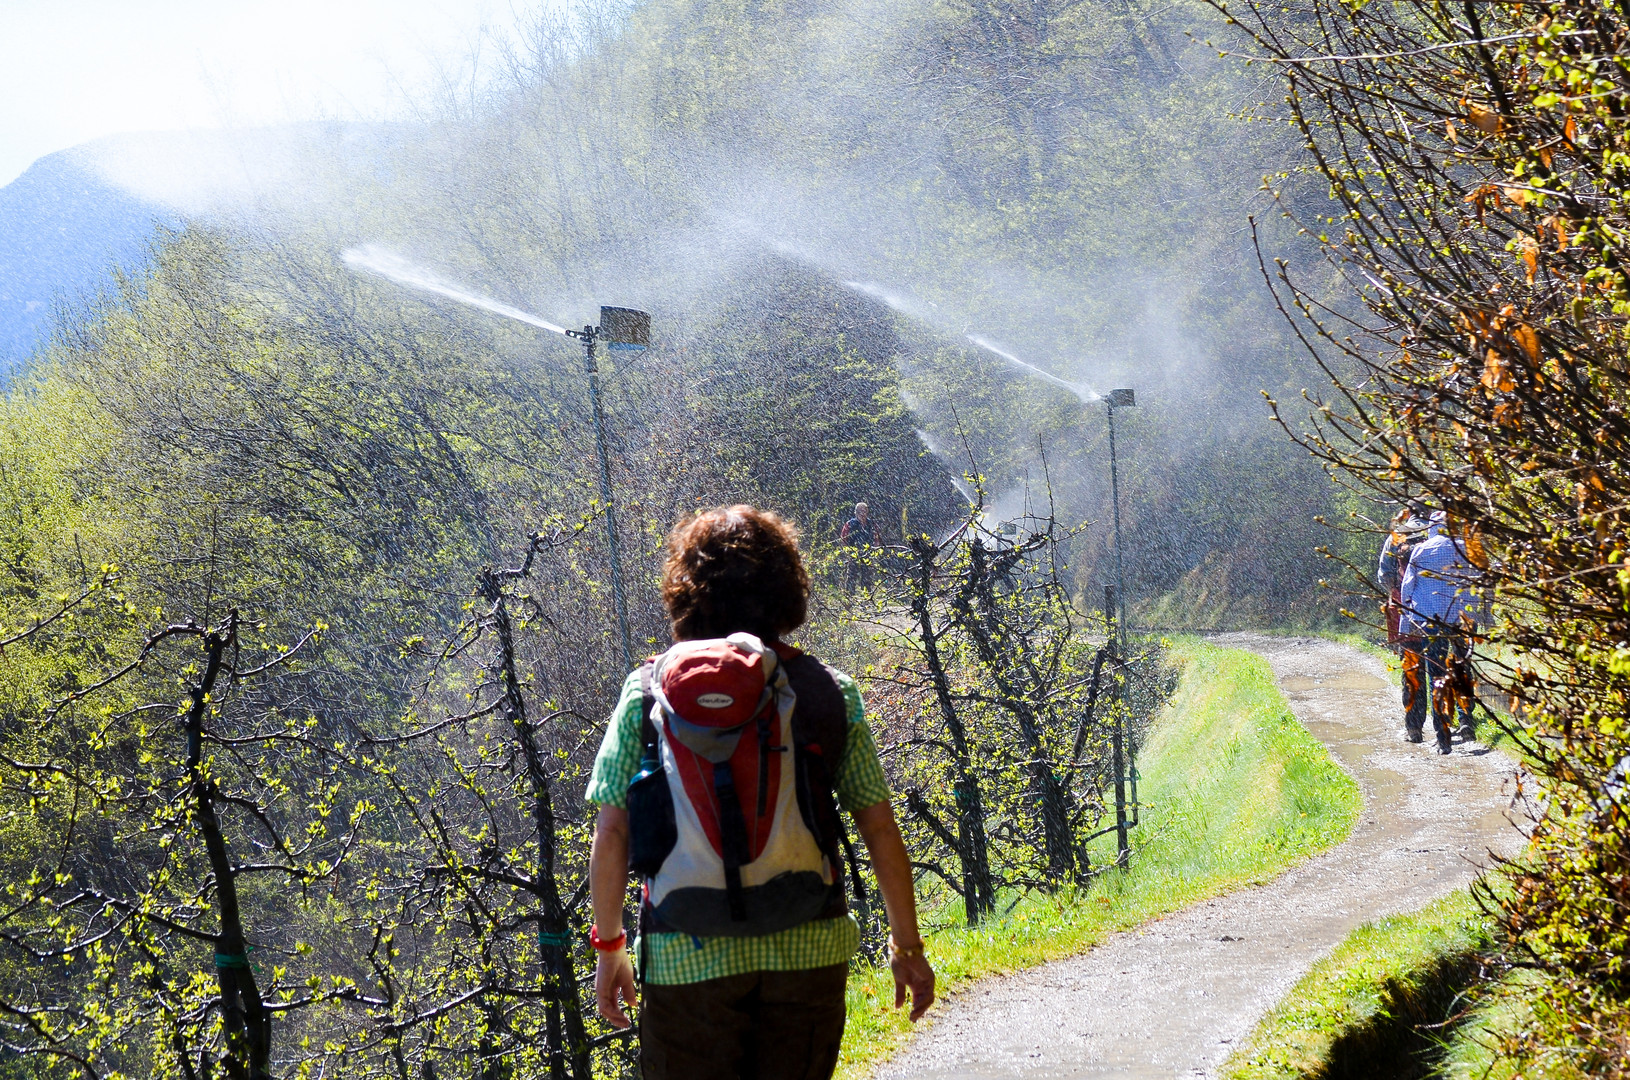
{"left": 888, "top": 935, "right": 926, "bottom": 961}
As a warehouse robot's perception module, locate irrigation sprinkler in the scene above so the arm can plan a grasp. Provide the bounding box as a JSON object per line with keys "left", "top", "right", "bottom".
{"left": 339, "top": 249, "right": 649, "bottom": 672}
{"left": 567, "top": 307, "right": 650, "bottom": 673}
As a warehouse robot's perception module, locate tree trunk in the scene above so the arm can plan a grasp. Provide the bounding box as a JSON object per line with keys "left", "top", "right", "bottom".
{"left": 185, "top": 614, "right": 273, "bottom": 1080}
{"left": 907, "top": 541, "right": 995, "bottom": 923}
{"left": 479, "top": 571, "right": 592, "bottom": 1080}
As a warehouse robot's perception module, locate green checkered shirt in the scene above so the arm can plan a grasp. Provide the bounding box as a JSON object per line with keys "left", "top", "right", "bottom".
{"left": 585, "top": 663, "right": 891, "bottom": 985}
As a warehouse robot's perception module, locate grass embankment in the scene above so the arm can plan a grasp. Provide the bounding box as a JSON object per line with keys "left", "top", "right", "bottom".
{"left": 1220, "top": 883, "right": 1600, "bottom": 1080}
{"left": 1221, "top": 890, "right": 1493, "bottom": 1080}
{"left": 836, "top": 638, "right": 1363, "bottom": 1077}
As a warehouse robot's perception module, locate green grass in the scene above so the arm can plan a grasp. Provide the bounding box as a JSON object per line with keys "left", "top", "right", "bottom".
{"left": 1220, "top": 890, "right": 1494, "bottom": 1080}
{"left": 1432, "top": 968, "right": 1543, "bottom": 1080}
{"left": 836, "top": 638, "right": 1364, "bottom": 1077}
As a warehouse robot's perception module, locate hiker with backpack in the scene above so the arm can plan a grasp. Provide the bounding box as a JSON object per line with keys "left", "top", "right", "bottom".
{"left": 1378, "top": 504, "right": 1431, "bottom": 743}
{"left": 586, "top": 505, "right": 935, "bottom": 1079}
{"left": 1398, "top": 511, "right": 1486, "bottom": 754}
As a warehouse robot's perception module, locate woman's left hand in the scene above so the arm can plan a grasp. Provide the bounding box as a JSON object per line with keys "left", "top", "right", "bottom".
{"left": 890, "top": 944, "right": 935, "bottom": 1021}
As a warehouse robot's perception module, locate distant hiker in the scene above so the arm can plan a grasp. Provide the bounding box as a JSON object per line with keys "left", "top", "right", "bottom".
{"left": 1378, "top": 505, "right": 1431, "bottom": 743}
{"left": 587, "top": 505, "right": 935, "bottom": 1080}
{"left": 1398, "top": 511, "right": 1485, "bottom": 754}
{"left": 841, "top": 501, "right": 874, "bottom": 547}
{"left": 840, "top": 501, "right": 875, "bottom": 591}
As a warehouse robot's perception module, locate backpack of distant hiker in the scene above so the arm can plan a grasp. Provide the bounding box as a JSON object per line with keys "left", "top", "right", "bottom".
{"left": 625, "top": 633, "right": 860, "bottom": 939}
{"left": 1385, "top": 527, "right": 1429, "bottom": 645}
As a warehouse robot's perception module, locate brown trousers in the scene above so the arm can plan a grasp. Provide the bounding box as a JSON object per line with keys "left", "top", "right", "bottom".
{"left": 638, "top": 964, "right": 848, "bottom": 1080}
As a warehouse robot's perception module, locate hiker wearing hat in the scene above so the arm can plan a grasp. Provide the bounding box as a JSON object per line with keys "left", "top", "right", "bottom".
{"left": 1378, "top": 505, "right": 1431, "bottom": 743}
{"left": 586, "top": 505, "right": 934, "bottom": 1080}
{"left": 1399, "top": 511, "right": 1485, "bottom": 754}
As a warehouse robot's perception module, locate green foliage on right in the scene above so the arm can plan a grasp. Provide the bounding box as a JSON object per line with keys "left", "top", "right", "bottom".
{"left": 1221, "top": 0, "right": 1630, "bottom": 1061}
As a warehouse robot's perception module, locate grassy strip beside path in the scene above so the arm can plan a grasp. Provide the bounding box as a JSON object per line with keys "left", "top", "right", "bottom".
{"left": 1220, "top": 890, "right": 1493, "bottom": 1080}
{"left": 837, "top": 638, "right": 1363, "bottom": 1077}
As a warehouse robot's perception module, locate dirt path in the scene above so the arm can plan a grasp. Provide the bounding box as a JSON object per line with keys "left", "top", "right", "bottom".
{"left": 874, "top": 634, "right": 1523, "bottom": 1080}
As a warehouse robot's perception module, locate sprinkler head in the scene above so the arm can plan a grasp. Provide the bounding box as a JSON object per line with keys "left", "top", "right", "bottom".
{"left": 599, "top": 307, "right": 651, "bottom": 351}
{"left": 1107, "top": 388, "right": 1135, "bottom": 407}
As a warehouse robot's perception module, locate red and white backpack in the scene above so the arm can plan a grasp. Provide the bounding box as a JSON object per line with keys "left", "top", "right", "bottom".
{"left": 626, "top": 633, "right": 859, "bottom": 938}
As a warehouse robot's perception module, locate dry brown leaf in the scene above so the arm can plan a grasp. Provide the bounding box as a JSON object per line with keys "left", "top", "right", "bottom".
{"left": 1512, "top": 323, "right": 1541, "bottom": 364}
{"left": 1465, "top": 184, "right": 1500, "bottom": 223}
{"left": 1446, "top": 118, "right": 1458, "bottom": 144}
{"left": 1546, "top": 214, "right": 1569, "bottom": 251}
{"left": 1464, "top": 527, "right": 1489, "bottom": 569}
{"left": 1515, "top": 236, "right": 1540, "bottom": 283}
{"left": 1483, "top": 350, "right": 1516, "bottom": 393}
{"left": 1468, "top": 102, "right": 1504, "bottom": 134}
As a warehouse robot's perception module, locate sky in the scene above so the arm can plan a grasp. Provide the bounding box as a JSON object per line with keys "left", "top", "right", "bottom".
{"left": 0, "top": 0, "right": 537, "bottom": 187}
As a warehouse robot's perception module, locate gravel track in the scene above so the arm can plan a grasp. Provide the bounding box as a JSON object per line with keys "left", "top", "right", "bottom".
{"left": 874, "top": 634, "right": 1523, "bottom": 1080}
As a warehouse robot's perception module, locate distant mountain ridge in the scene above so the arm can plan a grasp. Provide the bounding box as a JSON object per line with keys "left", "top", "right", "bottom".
{"left": 0, "top": 123, "right": 401, "bottom": 373}
{"left": 0, "top": 148, "right": 168, "bottom": 371}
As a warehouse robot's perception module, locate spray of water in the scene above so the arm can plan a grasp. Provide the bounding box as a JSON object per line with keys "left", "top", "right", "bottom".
{"left": 914, "top": 428, "right": 977, "bottom": 505}
{"left": 966, "top": 334, "right": 1101, "bottom": 404}
{"left": 342, "top": 245, "right": 569, "bottom": 335}
{"left": 840, "top": 280, "right": 1104, "bottom": 408}
{"left": 841, "top": 279, "right": 938, "bottom": 324}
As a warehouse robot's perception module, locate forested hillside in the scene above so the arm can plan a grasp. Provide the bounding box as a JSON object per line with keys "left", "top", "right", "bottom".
{"left": 381, "top": 0, "right": 1345, "bottom": 624}
{"left": 7, "top": 0, "right": 1348, "bottom": 628}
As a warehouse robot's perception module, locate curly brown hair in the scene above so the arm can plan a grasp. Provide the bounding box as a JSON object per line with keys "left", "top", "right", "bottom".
{"left": 661, "top": 506, "right": 809, "bottom": 642}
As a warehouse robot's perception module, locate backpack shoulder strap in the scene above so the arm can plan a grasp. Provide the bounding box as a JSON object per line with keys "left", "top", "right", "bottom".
{"left": 781, "top": 654, "right": 849, "bottom": 764}
{"left": 638, "top": 661, "right": 658, "bottom": 761}
{"left": 780, "top": 653, "right": 869, "bottom": 916}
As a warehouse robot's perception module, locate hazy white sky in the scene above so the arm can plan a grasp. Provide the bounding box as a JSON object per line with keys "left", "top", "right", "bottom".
{"left": 0, "top": 1, "right": 535, "bottom": 186}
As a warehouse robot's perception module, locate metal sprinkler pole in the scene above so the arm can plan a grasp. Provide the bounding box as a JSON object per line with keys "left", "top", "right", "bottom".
{"left": 1107, "top": 396, "right": 1128, "bottom": 654}
{"left": 1106, "top": 584, "right": 1129, "bottom": 866}
{"left": 579, "top": 327, "right": 635, "bottom": 672}
{"left": 1106, "top": 388, "right": 1138, "bottom": 847}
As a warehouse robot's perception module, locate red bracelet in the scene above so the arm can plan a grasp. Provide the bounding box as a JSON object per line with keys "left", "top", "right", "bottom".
{"left": 590, "top": 925, "right": 627, "bottom": 952}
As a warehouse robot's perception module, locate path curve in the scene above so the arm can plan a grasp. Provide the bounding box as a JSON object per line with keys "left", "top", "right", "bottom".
{"left": 875, "top": 634, "right": 1523, "bottom": 1080}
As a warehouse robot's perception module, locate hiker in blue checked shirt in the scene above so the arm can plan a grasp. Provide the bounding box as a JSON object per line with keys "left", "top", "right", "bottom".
{"left": 586, "top": 505, "right": 935, "bottom": 1080}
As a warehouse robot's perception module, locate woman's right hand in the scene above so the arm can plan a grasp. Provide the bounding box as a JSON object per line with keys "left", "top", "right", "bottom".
{"left": 596, "top": 947, "right": 638, "bottom": 1028}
